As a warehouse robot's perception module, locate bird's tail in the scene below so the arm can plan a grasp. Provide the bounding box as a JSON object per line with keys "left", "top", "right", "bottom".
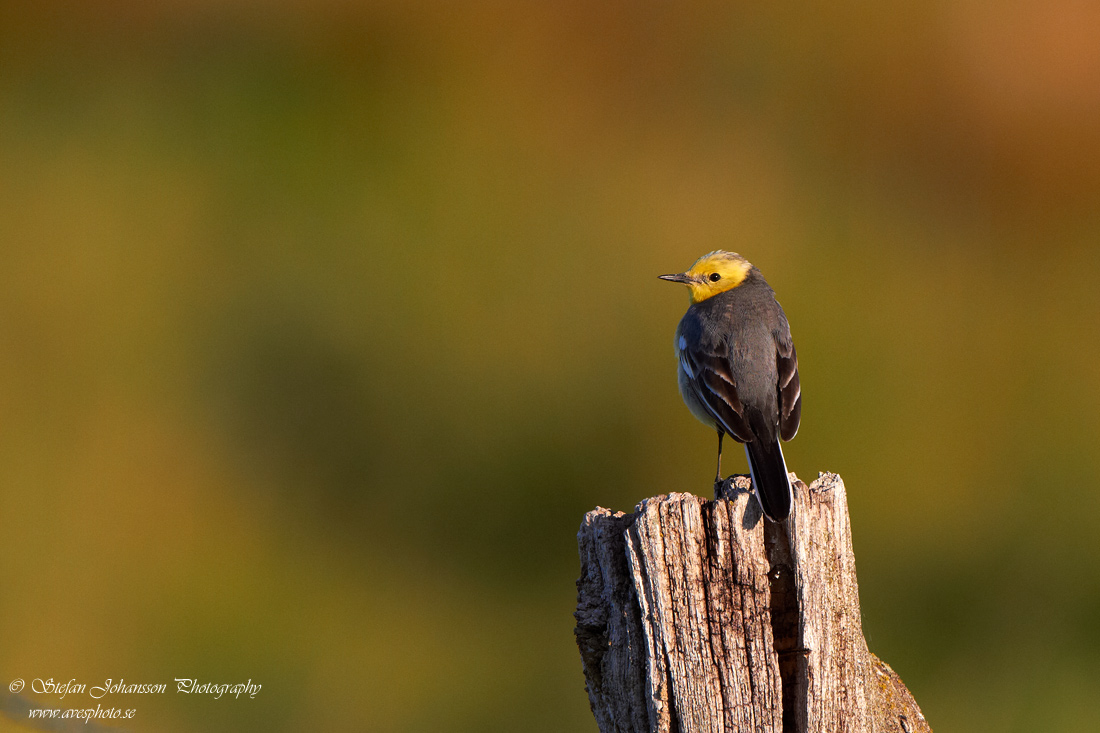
{"left": 744, "top": 437, "right": 793, "bottom": 521}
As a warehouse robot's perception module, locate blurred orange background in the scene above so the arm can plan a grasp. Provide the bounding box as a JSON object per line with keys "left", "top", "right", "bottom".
{"left": 2, "top": 2, "right": 1100, "bottom": 731}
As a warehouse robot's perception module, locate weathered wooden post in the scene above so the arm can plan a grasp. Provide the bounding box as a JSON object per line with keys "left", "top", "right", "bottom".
{"left": 574, "top": 472, "right": 930, "bottom": 733}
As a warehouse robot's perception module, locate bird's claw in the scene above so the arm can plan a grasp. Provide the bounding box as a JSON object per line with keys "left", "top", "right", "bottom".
{"left": 713, "top": 475, "right": 729, "bottom": 498}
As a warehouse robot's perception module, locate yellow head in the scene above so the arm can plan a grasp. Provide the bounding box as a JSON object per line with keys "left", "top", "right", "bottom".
{"left": 659, "top": 251, "right": 752, "bottom": 303}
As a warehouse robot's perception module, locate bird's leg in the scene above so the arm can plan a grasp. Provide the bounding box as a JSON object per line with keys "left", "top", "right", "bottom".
{"left": 714, "top": 430, "right": 725, "bottom": 493}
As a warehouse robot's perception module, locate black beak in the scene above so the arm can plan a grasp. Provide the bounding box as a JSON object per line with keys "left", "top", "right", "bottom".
{"left": 658, "top": 273, "right": 693, "bottom": 284}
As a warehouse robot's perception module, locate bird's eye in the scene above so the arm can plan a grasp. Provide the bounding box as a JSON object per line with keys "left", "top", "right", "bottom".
{"left": 709, "top": 272, "right": 721, "bottom": 282}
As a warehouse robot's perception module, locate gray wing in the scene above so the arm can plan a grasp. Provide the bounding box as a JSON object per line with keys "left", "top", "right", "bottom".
{"left": 775, "top": 326, "right": 801, "bottom": 441}
{"left": 679, "top": 337, "right": 755, "bottom": 443}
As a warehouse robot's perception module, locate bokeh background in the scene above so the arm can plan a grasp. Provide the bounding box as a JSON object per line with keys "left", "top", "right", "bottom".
{"left": 2, "top": 1, "right": 1099, "bottom": 731}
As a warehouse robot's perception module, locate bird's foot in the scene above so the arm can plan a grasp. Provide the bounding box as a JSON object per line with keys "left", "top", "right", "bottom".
{"left": 713, "top": 475, "right": 729, "bottom": 499}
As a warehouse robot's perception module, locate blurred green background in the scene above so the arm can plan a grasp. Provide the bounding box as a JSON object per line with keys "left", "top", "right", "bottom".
{"left": 2, "top": 1, "right": 1099, "bottom": 731}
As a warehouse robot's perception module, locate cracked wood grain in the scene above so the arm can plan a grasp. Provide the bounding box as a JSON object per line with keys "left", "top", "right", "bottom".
{"left": 575, "top": 472, "right": 930, "bottom": 733}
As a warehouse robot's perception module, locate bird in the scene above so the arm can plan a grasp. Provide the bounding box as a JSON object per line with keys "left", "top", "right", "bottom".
{"left": 659, "top": 251, "right": 801, "bottom": 521}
